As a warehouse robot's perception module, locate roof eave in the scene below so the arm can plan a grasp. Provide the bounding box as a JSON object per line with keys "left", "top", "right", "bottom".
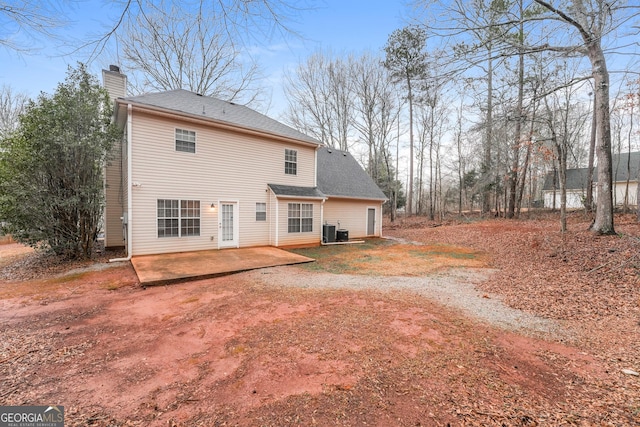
{"left": 324, "top": 194, "right": 388, "bottom": 202}
{"left": 272, "top": 195, "right": 327, "bottom": 201}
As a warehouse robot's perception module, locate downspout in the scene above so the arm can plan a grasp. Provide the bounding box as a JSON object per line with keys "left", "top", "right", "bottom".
{"left": 314, "top": 147, "right": 318, "bottom": 187}
{"left": 320, "top": 198, "right": 326, "bottom": 243}
{"left": 110, "top": 103, "right": 134, "bottom": 262}
{"left": 274, "top": 196, "right": 279, "bottom": 247}
{"left": 268, "top": 188, "right": 272, "bottom": 246}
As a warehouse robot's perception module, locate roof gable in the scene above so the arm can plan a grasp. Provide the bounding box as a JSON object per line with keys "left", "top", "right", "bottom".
{"left": 119, "top": 89, "right": 320, "bottom": 145}
{"left": 317, "top": 147, "right": 387, "bottom": 201}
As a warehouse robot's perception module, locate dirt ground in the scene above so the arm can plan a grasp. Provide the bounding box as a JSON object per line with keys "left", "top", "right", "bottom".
{"left": 1, "top": 213, "right": 639, "bottom": 426}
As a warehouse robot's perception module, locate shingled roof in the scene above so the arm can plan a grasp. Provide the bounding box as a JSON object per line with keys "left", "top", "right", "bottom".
{"left": 317, "top": 147, "right": 387, "bottom": 201}
{"left": 542, "top": 152, "right": 640, "bottom": 191}
{"left": 118, "top": 89, "right": 320, "bottom": 145}
{"left": 542, "top": 168, "right": 590, "bottom": 191}
{"left": 267, "top": 184, "right": 325, "bottom": 199}
{"left": 612, "top": 151, "right": 640, "bottom": 183}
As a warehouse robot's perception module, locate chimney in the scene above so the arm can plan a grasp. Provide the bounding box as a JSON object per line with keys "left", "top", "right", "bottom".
{"left": 102, "top": 65, "right": 127, "bottom": 102}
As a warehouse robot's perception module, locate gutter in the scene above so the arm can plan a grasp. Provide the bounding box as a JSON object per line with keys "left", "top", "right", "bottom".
{"left": 110, "top": 103, "right": 134, "bottom": 262}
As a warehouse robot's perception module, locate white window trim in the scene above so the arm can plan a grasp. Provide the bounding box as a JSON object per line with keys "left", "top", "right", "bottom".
{"left": 285, "top": 148, "right": 297, "bottom": 175}
{"left": 175, "top": 128, "right": 196, "bottom": 154}
{"left": 256, "top": 202, "right": 267, "bottom": 221}
{"left": 157, "top": 199, "right": 201, "bottom": 238}
{"left": 287, "top": 202, "right": 313, "bottom": 233}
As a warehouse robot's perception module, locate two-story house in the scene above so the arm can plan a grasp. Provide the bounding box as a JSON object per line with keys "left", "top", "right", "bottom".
{"left": 102, "top": 66, "right": 386, "bottom": 257}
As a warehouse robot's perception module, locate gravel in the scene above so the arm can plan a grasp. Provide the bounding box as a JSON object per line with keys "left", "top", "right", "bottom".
{"left": 246, "top": 265, "right": 569, "bottom": 341}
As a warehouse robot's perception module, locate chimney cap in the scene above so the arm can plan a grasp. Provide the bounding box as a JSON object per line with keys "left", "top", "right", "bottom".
{"left": 109, "top": 65, "right": 120, "bottom": 73}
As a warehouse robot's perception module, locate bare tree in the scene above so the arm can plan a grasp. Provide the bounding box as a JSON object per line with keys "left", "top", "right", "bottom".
{"left": 383, "top": 25, "right": 428, "bottom": 216}
{"left": 539, "top": 60, "right": 590, "bottom": 231}
{"left": 415, "top": 53, "right": 449, "bottom": 220}
{"left": 437, "top": 0, "right": 514, "bottom": 215}
{"left": 531, "top": 0, "right": 629, "bottom": 235}
{"left": 515, "top": 82, "right": 539, "bottom": 217}
{"left": 119, "top": 2, "right": 263, "bottom": 104}
{"left": 0, "top": 85, "right": 28, "bottom": 138}
{"left": 351, "top": 56, "right": 403, "bottom": 221}
{"left": 1, "top": 0, "right": 307, "bottom": 101}
{"left": 506, "top": 0, "right": 526, "bottom": 219}
{"left": 0, "top": 0, "right": 68, "bottom": 51}
{"left": 282, "top": 51, "right": 354, "bottom": 151}
{"left": 75, "top": 0, "right": 310, "bottom": 61}
{"left": 615, "top": 78, "right": 640, "bottom": 213}
{"left": 351, "top": 54, "right": 399, "bottom": 179}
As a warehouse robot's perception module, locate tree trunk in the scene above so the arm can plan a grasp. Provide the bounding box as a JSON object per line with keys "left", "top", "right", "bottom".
{"left": 559, "top": 144, "right": 567, "bottom": 233}
{"left": 507, "top": 2, "right": 524, "bottom": 219}
{"left": 589, "top": 43, "right": 615, "bottom": 235}
{"left": 455, "top": 96, "right": 464, "bottom": 216}
{"left": 429, "top": 103, "right": 436, "bottom": 220}
{"left": 516, "top": 98, "right": 536, "bottom": 217}
{"left": 636, "top": 154, "right": 640, "bottom": 222}
{"left": 417, "top": 124, "right": 425, "bottom": 215}
{"left": 552, "top": 162, "right": 557, "bottom": 211}
{"left": 482, "top": 47, "right": 493, "bottom": 215}
{"left": 585, "top": 91, "right": 597, "bottom": 212}
{"left": 623, "top": 102, "right": 633, "bottom": 213}
{"left": 407, "top": 76, "right": 414, "bottom": 216}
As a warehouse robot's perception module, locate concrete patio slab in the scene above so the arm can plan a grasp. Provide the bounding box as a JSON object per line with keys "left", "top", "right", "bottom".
{"left": 131, "top": 247, "right": 314, "bottom": 285}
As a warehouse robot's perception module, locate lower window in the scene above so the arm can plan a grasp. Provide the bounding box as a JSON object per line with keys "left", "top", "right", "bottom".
{"left": 288, "top": 202, "right": 313, "bottom": 233}
{"left": 256, "top": 202, "right": 267, "bottom": 221}
{"left": 157, "top": 199, "right": 200, "bottom": 237}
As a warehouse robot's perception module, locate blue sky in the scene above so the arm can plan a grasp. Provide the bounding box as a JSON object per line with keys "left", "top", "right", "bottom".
{"left": 0, "top": 0, "right": 410, "bottom": 115}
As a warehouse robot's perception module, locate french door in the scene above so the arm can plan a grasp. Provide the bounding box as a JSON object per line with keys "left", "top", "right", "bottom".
{"left": 219, "top": 202, "right": 238, "bottom": 248}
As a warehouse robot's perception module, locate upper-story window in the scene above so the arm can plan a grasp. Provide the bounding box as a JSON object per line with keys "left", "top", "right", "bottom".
{"left": 175, "top": 129, "right": 196, "bottom": 153}
{"left": 285, "top": 149, "right": 297, "bottom": 175}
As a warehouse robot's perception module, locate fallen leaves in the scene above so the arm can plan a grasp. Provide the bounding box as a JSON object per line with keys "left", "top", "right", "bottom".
{"left": 1, "top": 211, "right": 639, "bottom": 425}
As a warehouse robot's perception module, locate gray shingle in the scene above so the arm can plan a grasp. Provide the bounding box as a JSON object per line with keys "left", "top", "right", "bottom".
{"left": 317, "top": 147, "right": 387, "bottom": 200}
{"left": 542, "top": 168, "right": 590, "bottom": 190}
{"left": 543, "top": 152, "right": 640, "bottom": 190}
{"left": 268, "top": 184, "right": 325, "bottom": 199}
{"left": 120, "top": 89, "right": 320, "bottom": 145}
{"left": 612, "top": 151, "right": 640, "bottom": 183}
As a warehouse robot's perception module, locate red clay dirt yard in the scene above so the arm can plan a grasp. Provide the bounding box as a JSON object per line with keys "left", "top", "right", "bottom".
{"left": 1, "top": 213, "right": 639, "bottom": 426}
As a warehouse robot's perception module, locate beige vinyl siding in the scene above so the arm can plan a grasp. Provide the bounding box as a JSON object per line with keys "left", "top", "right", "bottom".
{"left": 104, "top": 136, "right": 125, "bottom": 248}
{"left": 323, "top": 199, "right": 383, "bottom": 238}
{"left": 102, "top": 70, "right": 127, "bottom": 101}
{"left": 129, "top": 110, "right": 316, "bottom": 255}
{"left": 543, "top": 190, "right": 586, "bottom": 210}
{"left": 122, "top": 129, "right": 129, "bottom": 244}
{"left": 275, "top": 199, "right": 322, "bottom": 246}
{"left": 614, "top": 181, "right": 638, "bottom": 206}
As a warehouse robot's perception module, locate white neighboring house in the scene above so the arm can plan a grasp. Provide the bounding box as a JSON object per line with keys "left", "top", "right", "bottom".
{"left": 542, "top": 152, "right": 640, "bottom": 210}
{"left": 101, "top": 67, "right": 387, "bottom": 256}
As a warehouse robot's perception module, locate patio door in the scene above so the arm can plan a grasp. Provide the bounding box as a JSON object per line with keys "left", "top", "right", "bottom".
{"left": 219, "top": 202, "right": 239, "bottom": 248}
{"left": 367, "top": 208, "right": 376, "bottom": 236}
